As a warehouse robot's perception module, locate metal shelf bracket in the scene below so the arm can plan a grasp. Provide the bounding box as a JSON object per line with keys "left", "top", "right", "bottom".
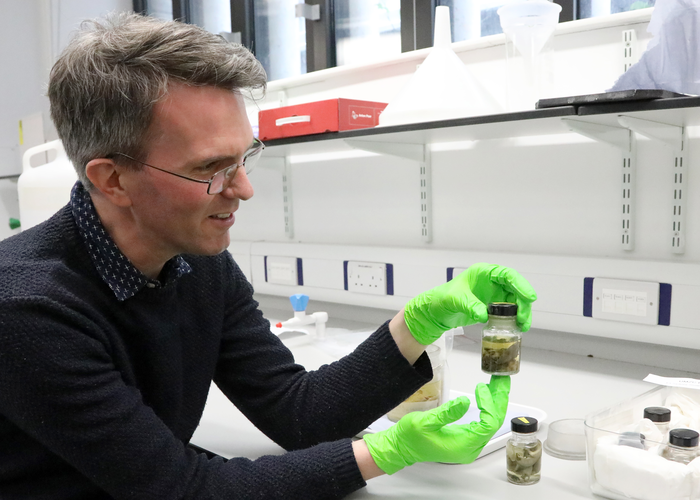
{"left": 345, "top": 139, "right": 432, "bottom": 242}
{"left": 282, "top": 156, "right": 294, "bottom": 239}
{"left": 258, "top": 156, "right": 295, "bottom": 239}
{"left": 617, "top": 116, "right": 688, "bottom": 254}
{"left": 563, "top": 119, "right": 636, "bottom": 251}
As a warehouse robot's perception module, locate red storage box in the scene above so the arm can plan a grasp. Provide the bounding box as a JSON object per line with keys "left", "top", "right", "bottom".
{"left": 258, "top": 98, "right": 387, "bottom": 141}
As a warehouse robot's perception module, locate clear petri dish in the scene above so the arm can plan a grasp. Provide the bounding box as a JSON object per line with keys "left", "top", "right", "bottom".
{"left": 543, "top": 418, "right": 586, "bottom": 460}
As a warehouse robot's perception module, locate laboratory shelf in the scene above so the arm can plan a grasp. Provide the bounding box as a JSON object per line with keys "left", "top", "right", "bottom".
{"left": 261, "top": 95, "right": 700, "bottom": 158}
{"left": 259, "top": 94, "right": 700, "bottom": 247}
{"left": 262, "top": 106, "right": 577, "bottom": 158}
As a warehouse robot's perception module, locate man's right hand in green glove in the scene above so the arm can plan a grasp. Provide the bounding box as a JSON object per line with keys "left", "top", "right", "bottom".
{"left": 359, "top": 375, "right": 510, "bottom": 475}
{"left": 404, "top": 263, "right": 537, "bottom": 345}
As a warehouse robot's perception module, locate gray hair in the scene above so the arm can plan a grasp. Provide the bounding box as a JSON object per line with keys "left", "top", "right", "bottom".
{"left": 48, "top": 12, "right": 267, "bottom": 190}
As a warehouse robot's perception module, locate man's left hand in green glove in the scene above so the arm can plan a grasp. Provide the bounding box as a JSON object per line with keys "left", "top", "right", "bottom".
{"left": 359, "top": 375, "right": 511, "bottom": 475}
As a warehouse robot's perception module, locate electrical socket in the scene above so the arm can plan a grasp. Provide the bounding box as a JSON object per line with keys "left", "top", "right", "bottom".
{"left": 447, "top": 267, "right": 468, "bottom": 281}
{"left": 265, "top": 256, "right": 302, "bottom": 286}
{"left": 345, "top": 261, "right": 387, "bottom": 295}
{"left": 591, "top": 278, "right": 661, "bottom": 325}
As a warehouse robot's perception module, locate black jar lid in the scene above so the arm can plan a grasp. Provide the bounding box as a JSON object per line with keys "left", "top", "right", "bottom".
{"left": 644, "top": 406, "right": 671, "bottom": 423}
{"left": 511, "top": 416, "right": 538, "bottom": 433}
{"left": 669, "top": 428, "right": 699, "bottom": 448}
{"left": 488, "top": 302, "right": 518, "bottom": 317}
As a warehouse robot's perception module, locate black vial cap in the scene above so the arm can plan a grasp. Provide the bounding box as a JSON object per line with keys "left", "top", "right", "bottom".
{"left": 488, "top": 302, "right": 518, "bottom": 317}
{"left": 644, "top": 406, "right": 671, "bottom": 423}
{"left": 511, "top": 416, "right": 538, "bottom": 433}
{"left": 669, "top": 428, "right": 699, "bottom": 448}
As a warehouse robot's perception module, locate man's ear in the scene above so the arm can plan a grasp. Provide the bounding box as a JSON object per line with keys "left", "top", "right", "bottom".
{"left": 85, "top": 159, "right": 132, "bottom": 207}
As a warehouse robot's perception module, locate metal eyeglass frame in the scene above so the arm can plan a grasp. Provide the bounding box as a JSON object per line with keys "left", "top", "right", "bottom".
{"left": 111, "top": 138, "right": 265, "bottom": 195}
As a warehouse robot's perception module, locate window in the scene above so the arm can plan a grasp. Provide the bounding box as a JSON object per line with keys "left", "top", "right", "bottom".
{"left": 253, "top": 0, "right": 307, "bottom": 81}
{"left": 579, "top": 0, "right": 655, "bottom": 18}
{"left": 139, "top": 0, "right": 173, "bottom": 20}
{"left": 190, "top": 0, "right": 231, "bottom": 34}
{"left": 334, "top": 0, "right": 401, "bottom": 67}
{"left": 135, "top": 0, "right": 657, "bottom": 81}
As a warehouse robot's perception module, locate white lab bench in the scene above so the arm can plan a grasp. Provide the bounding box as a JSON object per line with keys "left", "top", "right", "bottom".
{"left": 191, "top": 306, "right": 700, "bottom": 499}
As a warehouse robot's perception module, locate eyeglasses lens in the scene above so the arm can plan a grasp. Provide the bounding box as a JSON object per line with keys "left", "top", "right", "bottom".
{"left": 208, "top": 169, "right": 228, "bottom": 194}
{"left": 243, "top": 148, "right": 262, "bottom": 174}
{"left": 207, "top": 143, "right": 264, "bottom": 194}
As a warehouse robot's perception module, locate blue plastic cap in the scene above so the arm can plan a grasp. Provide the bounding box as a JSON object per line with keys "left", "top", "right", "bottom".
{"left": 289, "top": 294, "right": 309, "bottom": 312}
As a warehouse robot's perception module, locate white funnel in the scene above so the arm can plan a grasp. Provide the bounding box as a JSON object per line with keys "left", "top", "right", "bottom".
{"left": 498, "top": 0, "right": 561, "bottom": 61}
{"left": 378, "top": 6, "right": 501, "bottom": 127}
{"left": 433, "top": 6, "right": 452, "bottom": 48}
{"left": 498, "top": 0, "right": 561, "bottom": 110}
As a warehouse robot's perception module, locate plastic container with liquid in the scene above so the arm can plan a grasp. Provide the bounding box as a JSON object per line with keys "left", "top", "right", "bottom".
{"left": 482, "top": 302, "right": 521, "bottom": 375}
{"left": 387, "top": 344, "right": 443, "bottom": 422}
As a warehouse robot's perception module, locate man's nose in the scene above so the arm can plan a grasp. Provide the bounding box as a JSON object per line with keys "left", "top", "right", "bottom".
{"left": 220, "top": 168, "right": 254, "bottom": 200}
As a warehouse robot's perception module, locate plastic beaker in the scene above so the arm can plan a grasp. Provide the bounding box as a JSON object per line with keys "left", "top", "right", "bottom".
{"left": 498, "top": 0, "right": 561, "bottom": 111}
{"left": 387, "top": 344, "right": 443, "bottom": 422}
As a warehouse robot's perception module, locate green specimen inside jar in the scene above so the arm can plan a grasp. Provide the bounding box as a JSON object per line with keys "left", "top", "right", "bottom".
{"left": 506, "top": 440, "right": 542, "bottom": 484}
{"left": 482, "top": 335, "right": 520, "bottom": 374}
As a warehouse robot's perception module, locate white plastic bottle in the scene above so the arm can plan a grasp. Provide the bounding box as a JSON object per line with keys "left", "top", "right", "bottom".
{"left": 18, "top": 140, "right": 77, "bottom": 230}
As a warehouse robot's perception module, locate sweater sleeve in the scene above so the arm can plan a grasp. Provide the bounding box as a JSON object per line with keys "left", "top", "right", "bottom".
{"left": 213, "top": 254, "right": 434, "bottom": 451}
{"left": 0, "top": 296, "right": 362, "bottom": 499}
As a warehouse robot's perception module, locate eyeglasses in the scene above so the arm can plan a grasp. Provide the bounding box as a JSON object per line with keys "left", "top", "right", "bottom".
{"left": 112, "top": 138, "right": 265, "bottom": 195}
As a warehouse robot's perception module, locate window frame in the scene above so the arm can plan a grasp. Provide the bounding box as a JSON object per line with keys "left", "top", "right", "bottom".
{"left": 134, "top": 0, "right": 642, "bottom": 78}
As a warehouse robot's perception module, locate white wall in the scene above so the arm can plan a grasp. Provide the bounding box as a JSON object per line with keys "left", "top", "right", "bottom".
{"left": 0, "top": 0, "right": 132, "bottom": 239}
{"left": 232, "top": 9, "right": 700, "bottom": 350}
{"left": 0, "top": 1, "right": 52, "bottom": 177}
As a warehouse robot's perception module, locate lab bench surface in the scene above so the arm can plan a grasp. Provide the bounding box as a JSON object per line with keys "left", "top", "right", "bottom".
{"left": 191, "top": 331, "right": 699, "bottom": 499}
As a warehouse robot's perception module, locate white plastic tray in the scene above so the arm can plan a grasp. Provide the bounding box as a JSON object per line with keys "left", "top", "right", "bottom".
{"left": 358, "top": 389, "right": 547, "bottom": 460}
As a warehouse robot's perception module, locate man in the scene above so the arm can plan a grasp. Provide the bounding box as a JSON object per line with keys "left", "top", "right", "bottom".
{"left": 0, "top": 12, "right": 537, "bottom": 499}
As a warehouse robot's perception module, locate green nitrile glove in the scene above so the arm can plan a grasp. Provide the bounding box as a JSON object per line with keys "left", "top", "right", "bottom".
{"left": 364, "top": 375, "right": 511, "bottom": 475}
{"left": 404, "top": 263, "right": 537, "bottom": 345}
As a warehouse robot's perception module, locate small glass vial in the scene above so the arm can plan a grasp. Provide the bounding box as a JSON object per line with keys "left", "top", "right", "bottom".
{"left": 482, "top": 302, "right": 521, "bottom": 375}
{"left": 507, "top": 416, "right": 541, "bottom": 485}
{"left": 662, "top": 429, "right": 699, "bottom": 465}
{"left": 644, "top": 406, "right": 671, "bottom": 443}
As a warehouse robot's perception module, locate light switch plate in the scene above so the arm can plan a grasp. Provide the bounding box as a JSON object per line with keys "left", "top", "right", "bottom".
{"left": 591, "top": 278, "right": 660, "bottom": 325}
{"left": 265, "top": 256, "right": 302, "bottom": 286}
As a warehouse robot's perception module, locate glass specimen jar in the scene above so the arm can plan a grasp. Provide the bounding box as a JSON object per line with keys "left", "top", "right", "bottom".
{"left": 387, "top": 344, "right": 443, "bottom": 422}
{"left": 507, "top": 416, "right": 541, "bottom": 485}
{"left": 482, "top": 302, "right": 521, "bottom": 375}
{"left": 662, "top": 428, "right": 699, "bottom": 465}
{"left": 644, "top": 406, "right": 671, "bottom": 442}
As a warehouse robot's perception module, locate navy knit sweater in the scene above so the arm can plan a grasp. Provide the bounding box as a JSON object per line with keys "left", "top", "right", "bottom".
{"left": 0, "top": 205, "right": 431, "bottom": 499}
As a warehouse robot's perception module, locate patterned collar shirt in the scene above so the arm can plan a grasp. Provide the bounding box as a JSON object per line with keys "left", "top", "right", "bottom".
{"left": 70, "top": 181, "right": 192, "bottom": 301}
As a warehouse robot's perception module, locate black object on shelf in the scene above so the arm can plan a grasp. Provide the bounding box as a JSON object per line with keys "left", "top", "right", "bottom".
{"left": 536, "top": 89, "right": 690, "bottom": 109}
